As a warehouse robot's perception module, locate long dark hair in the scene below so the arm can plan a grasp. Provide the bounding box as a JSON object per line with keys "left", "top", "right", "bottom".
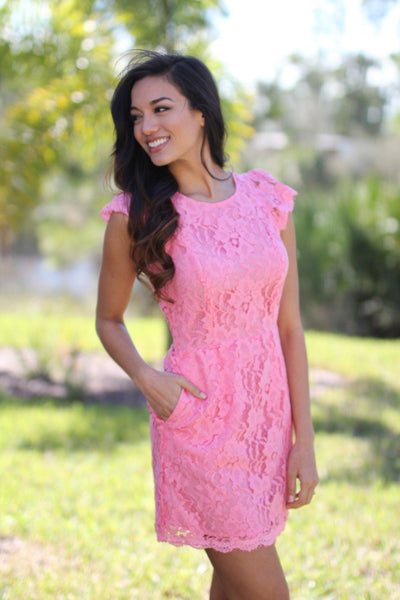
{"left": 110, "top": 50, "right": 227, "bottom": 302}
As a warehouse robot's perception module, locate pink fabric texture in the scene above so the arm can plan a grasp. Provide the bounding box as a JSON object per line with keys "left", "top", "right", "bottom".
{"left": 101, "top": 169, "right": 297, "bottom": 552}
{"left": 100, "top": 191, "right": 130, "bottom": 222}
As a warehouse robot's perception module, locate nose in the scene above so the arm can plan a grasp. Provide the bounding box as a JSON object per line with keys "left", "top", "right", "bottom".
{"left": 141, "top": 112, "right": 159, "bottom": 136}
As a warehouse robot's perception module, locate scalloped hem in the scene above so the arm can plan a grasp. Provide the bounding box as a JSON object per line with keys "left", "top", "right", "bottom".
{"left": 155, "top": 517, "right": 287, "bottom": 554}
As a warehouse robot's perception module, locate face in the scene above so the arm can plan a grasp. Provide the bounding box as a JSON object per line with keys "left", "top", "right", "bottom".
{"left": 130, "top": 75, "right": 205, "bottom": 167}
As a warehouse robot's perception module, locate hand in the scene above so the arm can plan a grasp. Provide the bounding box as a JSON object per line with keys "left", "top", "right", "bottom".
{"left": 286, "top": 440, "right": 319, "bottom": 509}
{"left": 134, "top": 364, "right": 207, "bottom": 421}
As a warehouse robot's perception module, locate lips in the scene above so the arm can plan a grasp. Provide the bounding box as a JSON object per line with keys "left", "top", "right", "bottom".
{"left": 147, "top": 136, "right": 169, "bottom": 153}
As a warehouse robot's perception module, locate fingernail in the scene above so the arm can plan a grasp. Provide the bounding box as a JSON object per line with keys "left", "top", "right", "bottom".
{"left": 288, "top": 495, "right": 295, "bottom": 503}
{"left": 200, "top": 392, "right": 207, "bottom": 399}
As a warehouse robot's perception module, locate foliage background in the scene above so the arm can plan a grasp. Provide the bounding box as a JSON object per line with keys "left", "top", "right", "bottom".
{"left": 1, "top": 2, "right": 400, "bottom": 599}
{"left": 1, "top": 0, "right": 399, "bottom": 337}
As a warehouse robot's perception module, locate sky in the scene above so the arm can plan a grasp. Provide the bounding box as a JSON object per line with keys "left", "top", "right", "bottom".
{"left": 3, "top": 0, "right": 399, "bottom": 91}
{"left": 210, "top": 0, "right": 400, "bottom": 88}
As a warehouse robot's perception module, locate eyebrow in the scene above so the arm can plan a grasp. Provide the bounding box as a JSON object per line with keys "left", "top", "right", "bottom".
{"left": 130, "top": 96, "right": 175, "bottom": 110}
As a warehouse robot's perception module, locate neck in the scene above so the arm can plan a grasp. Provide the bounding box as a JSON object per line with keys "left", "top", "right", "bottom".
{"left": 168, "top": 147, "right": 231, "bottom": 202}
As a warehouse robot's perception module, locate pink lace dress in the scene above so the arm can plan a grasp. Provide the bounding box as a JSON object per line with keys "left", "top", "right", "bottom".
{"left": 100, "top": 169, "right": 297, "bottom": 553}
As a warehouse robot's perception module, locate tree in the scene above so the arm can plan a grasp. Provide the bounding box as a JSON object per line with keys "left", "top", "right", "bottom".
{"left": 0, "top": 0, "right": 115, "bottom": 253}
{"left": 333, "top": 54, "right": 387, "bottom": 136}
{"left": 110, "top": 0, "right": 227, "bottom": 53}
{"left": 254, "top": 52, "right": 391, "bottom": 140}
{"left": 0, "top": 0, "right": 253, "bottom": 258}
{"left": 361, "top": 0, "right": 399, "bottom": 23}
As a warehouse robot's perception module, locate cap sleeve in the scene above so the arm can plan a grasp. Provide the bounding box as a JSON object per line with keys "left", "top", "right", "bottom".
{"left": 248, "top": 168, "right": 297, "bottom": 231}
{"left": 100, "top": 191, "right": 131, "bottom": 222}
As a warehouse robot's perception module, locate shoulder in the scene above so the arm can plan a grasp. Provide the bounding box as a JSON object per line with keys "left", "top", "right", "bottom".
{"left": 100, "top": 191, "right": 132, "bottom": 222}
{"left": 240, "top": 169, "right": 297, "bottom": 201}
{"left": 239, "top": 169, "right": 297, "bottom": 231}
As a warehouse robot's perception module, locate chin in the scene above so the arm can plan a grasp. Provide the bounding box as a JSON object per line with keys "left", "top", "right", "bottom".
{"left": 150, "top": 155, "right": 172, "bottom": 167}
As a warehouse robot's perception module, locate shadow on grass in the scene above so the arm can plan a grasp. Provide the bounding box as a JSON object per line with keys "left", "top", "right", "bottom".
{"left": 2, "top": 375, "right": 399, "bottom": 481}
{"left": 0, "top": 394, "right": 150, "bottom": 452}
{"left": 313, "top": 411, "right": 391, "bottom": 437}
{"left": 313, "top": 376, "right": 400, "bottom": 435}
{"left": 313, "top": 376, "right": 400, "bottom": 484}
{"left": 354, "top": 377, "right": 400, "bottom": 410}
{"left": 320, "top": 432, "right": 400, "bottom": 485}
{"left": 366, "top": 434, "right": 400, "bottom": 484}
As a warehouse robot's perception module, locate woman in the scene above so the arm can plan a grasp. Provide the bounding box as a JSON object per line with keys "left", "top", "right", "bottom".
{"left": 96, "top": 50, "right": 318, "bottom": 600}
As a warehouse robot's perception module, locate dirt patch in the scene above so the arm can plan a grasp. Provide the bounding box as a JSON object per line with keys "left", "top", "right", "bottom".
{"left": 0, "top": 347, "right": 148, "bottom": 406}
{"left": 309, "top": 368, "right": 349, "bottom": 397}
{"left": 0, "top": 535, "right": 69, "bottom": 578}
{"left": 0, "top": 346, "right": 348, "bottom": 405}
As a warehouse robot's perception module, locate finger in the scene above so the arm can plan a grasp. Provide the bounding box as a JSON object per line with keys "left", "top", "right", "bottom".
{"left": 307, "top": 482, "right": 319, "bottom": 504}
{"left": 303, "top": 476, "right": 319, "bottom": 505}
{"left": 292, "top": 482, "right": 316, "bottom": 508}
{"left": 178, "top": 377, "right": 207, "bottom": 399}
{"left": 287, "top": 490, "right": 305, "bottom": 509}
{"left": 306, "top": 485, "right": 317, "bottom": 505}
{"left": 286, "top": 487, "right": 306, "bottom": 509}
{"left": 298, "top": 481, "right": 314, "bottom": 506}
{"left": 286, "top": 492, "right": 301, "bottom": 509}
{"left": 286, "top": 468, "right": 298, "bottom": 505}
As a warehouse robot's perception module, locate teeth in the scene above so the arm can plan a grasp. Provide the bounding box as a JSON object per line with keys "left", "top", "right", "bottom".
{"left": 148, "top": 137, "right": 168, "bottom": 148}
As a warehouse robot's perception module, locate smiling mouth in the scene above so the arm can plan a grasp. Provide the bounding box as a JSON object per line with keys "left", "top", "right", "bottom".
{"left": 147, "top": 137, "right": 169, "bottom": 152}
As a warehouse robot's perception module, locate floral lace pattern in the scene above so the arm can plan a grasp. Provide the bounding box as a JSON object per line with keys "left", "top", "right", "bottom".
{"left": 101, "top": 169, "right": 297, "bottom": 552}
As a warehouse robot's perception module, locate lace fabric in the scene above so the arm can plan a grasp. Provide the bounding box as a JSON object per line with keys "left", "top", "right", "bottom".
{"left": 101, "top": 169, "right": 297, "bottom": 552}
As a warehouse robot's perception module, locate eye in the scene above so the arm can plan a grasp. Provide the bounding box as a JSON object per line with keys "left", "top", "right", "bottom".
{"left": 129, "top": 113, "right": 141, "bottom": 124}
{"left": 155, "top": 106, "right": 170, "bottom": 114}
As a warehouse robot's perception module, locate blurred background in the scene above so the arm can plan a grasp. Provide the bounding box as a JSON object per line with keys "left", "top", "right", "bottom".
{"left": 1, "top": 0, "right": 400, "bottom": 398}
{"left": 1, "top": 0, "right": 399, "bottom": 338}
{"left": 0, "top": 0, "right": 400, "bottom": 337}
{"left": 1, "top": 2, "right": 400, "bottom": 598}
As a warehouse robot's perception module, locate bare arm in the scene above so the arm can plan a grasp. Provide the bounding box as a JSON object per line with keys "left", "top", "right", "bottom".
{"left": 96, "top": 213, "right": 206, "bottom": 420}
{"left": 96, "top": 213, "right": 147, "bottom": 380}
{"left": 278, "top": 213, "right": 319, "bottom": 507}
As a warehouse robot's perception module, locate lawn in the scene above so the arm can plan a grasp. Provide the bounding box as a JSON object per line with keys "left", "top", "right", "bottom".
{"left": 0, "top": 308, "right": 166, "bottom": 362}
{"left": 0, "top": 315, "right": 399, "bottom": 599}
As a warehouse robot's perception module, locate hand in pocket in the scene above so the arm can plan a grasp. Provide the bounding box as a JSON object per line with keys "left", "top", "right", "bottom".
{"left": 135, "top": 365, "right": 207, "bottom": 421}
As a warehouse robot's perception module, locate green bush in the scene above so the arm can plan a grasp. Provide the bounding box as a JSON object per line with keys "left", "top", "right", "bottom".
{"left": 296, "top": 177, "right": 400, "bottom": 337}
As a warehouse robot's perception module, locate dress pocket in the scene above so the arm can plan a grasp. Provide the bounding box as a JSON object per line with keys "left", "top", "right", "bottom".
{"left": 148, "top": 387, "right": 189, "bottom": 426}
{"left": 164, "top": 387, "right": 190, "bottom": 427}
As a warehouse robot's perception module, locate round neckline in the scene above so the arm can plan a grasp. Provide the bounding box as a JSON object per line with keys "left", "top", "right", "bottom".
{"left": 175, "top": 172, "right": 239, "bottom": 206}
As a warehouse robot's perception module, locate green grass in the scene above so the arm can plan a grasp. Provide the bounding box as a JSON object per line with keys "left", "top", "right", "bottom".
{"left": 2, "top": 308, "right": 398, "bottom": 378}
{"left": 0, "top": 310, "right": 166, "bottom": 362}
{"left": 0, "top": 319, "right": 400, "bottom": 598}
{"left": 306, "top": 329, "right": 400, "bottom": 387}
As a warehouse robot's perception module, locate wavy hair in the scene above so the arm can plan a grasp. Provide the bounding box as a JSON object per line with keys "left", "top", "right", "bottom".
{"left": 110, "top": 50, "right": 227, "bottom": 302}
